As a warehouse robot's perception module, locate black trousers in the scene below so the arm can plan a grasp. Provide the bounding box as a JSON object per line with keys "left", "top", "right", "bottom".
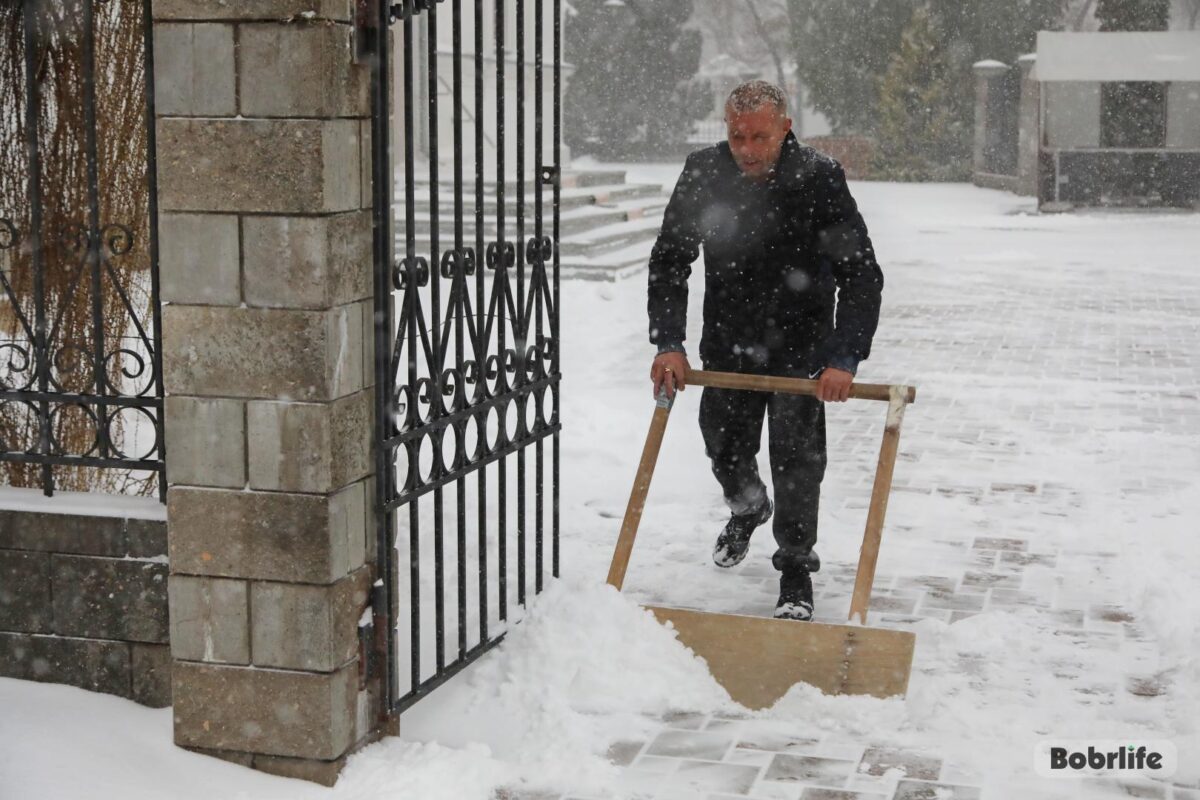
{"left": 699, "top": 384, "right": 826, "bottom": 574}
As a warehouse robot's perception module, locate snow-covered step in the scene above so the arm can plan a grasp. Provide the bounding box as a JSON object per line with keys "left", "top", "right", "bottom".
{"left": 392, "top": 167, "right": 669, "bottom": 281}
{"left": 559, "top": 237, "right": 657, "bottom": 282}
{"left": 397, "top": 197, "right": 667, "bottom": 239}
{"left": 403, "top": 168, "right": 629, "bottom": 192}
{"left": 400, "top": 215, "right": 662, "bottom": 260}
{"left": 556, "top": 215, "right": 663, "bottom": 257}
{"left": 400, "top": 182, "right": 664, "bottom": 214}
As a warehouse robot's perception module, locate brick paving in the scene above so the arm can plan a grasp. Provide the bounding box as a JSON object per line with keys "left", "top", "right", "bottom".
{"left": 551, "top": 183, "right": 1200, "bottom": 800}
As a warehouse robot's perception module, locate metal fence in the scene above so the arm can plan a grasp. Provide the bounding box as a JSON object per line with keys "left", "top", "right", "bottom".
{"left": 0, "top": 0, "right": 165, "bottom": 500}
{"left": 366, "top": 0, "right": 563, "bottom": 715}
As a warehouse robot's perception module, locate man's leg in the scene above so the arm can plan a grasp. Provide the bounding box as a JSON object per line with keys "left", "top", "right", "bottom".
{"left": 766, "top": 392, "right": 827, "bottom": 574}
{"left": 700, "top": 385, "right": 775, "bottom": 567}
{"left": 699, "top": 385, "right": 769, "bottom": 515}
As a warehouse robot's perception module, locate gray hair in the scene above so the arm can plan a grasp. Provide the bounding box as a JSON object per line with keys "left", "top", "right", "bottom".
{"left": 725, "top": 80, "right": 787, "bottom": 116}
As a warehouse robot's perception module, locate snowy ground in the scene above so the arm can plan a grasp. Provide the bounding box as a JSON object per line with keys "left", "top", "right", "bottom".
{"left": 3, "top": 179, "right": 1199, "bottom": 800}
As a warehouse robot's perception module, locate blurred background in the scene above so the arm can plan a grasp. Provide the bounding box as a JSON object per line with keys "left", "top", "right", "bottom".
{"left": 564, "top": 0, "right": 1200, "bottom": 192}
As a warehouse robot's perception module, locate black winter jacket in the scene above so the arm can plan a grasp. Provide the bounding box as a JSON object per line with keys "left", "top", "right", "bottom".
{"left": 647, "top": 131, "right": 883, "bottom": 376}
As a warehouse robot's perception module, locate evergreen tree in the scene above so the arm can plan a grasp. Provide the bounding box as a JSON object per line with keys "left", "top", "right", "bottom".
{"left": 786, "top": 0, "right": 917, "bottom": 135}
{"left": 1095, "top": 0, "right": 1170, "bottom": 148}
{"left": 1095, "top": 0, "right": 1170, "bottom": 30}
{"left": 787, "top": 0, "right": 1065, "bottom": 160}
{"left": 564, "top": 0, "right": 709, "bottom": 159}
{"left": 873, "top": 4, "right": 968, "bottom": 180}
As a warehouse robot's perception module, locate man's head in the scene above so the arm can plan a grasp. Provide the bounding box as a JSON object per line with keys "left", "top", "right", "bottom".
{"left": 724, "top": 80, "right": 792, "bottom": 180}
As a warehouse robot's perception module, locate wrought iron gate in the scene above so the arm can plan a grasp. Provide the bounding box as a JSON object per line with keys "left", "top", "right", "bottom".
{"left": 365, "top": 0, "right": 562, "bottom": 714}
{"left": 0, "top": 0, "right": 165, "bottom": 500}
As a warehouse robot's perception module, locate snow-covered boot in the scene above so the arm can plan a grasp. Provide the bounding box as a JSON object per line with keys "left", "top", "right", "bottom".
{"left": 712, "top": 495, "right": 773, "bottom": 568}
{"left": 774, "top": 570, "right": 814, "bottom": 621}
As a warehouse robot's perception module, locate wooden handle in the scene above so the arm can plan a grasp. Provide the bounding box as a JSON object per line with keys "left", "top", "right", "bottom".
{"left": 689, "top": 369, "right": 916, "bottom": 405}
{"left": 609, "top": 372, "right": 917, "bottom": 621}
{"left": 847, "top": 386, "right": 909, "bottom": 624}
{"left": 607, "top": 392, "right": 674, "bottom": 590}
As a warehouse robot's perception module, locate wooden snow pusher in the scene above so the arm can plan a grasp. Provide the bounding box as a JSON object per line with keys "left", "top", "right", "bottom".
{"left": 606, "top": 370, "right": 918, "bottom": 710}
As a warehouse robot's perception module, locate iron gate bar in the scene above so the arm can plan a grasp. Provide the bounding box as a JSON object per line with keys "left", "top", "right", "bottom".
{"left": 83, "top": 0, "right": 107, "bottom": 466}
{"left": 141, "top": 0, "right": 168, "bottom": 504}
{"left": 549, "top": 0, "right": 559, "bottom": 582}
{"left": 494, "top": 0, "right": 508, "bottom": 627}
{"left": 473, "top": 0, "right": 489, "bottom": 650}
{"left": 533, "top": 0, "right": 544, "bottom": 594}
{"left": 402, "top": 9, "right": 420, "bottom": 707}
{"left": 425, "top": 0, "right": 445, "bottom": 678}
{"left": 516, "top": 0, "right": 525, "bottom": 611}
{"left": 451, "top": 0, "right": 468, "bottom": 667}
{"left": 368, "top": 0, "right": 398, "bottom": 716}
{"left": 21, "top": 0, "right": 52, "bottom": 495}
{"left": 553, "top": 0, "right": 561, "bottom": 578}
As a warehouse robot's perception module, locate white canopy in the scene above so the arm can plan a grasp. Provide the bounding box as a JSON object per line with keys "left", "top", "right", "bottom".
{"left": 1036, "top": 31, "right": 1200, "bottom": 82}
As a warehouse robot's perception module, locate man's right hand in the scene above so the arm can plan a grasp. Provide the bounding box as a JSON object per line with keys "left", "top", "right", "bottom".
{"left": 651, "top": 351, "right": 690, "bottom": 399}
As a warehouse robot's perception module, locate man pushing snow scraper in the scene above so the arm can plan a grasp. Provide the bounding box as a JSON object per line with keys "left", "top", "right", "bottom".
{"left": 607, "top": 80, "right": 918, "bottom": 708}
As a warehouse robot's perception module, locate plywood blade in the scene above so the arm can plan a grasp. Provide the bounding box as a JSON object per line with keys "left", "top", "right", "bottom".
{"left": 648, "top": 605, "right": 915, "bottom": 709}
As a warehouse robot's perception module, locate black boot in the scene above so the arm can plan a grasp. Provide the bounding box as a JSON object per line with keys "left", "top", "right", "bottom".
{"left": 712, "top": 495, "right": 773, "bottom": 568}
{"left": 774, "top": 570, "right": 814, "bottom": 621}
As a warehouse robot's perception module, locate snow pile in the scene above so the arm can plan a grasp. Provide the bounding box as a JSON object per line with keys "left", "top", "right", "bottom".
{"left": 1125, "top": 483, "right": 1200, "bottom": 782}
{"left": 389, "top": 578, "right": 735, "bottom": 797}
{"left": 0, "top": 679, "right": 331, "bottom": 800}
{"left": 336, "top": 741, "right": 505, "bottom": 800}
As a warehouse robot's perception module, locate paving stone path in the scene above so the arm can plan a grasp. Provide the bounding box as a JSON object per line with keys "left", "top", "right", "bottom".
{"left": 547, "top": 184, "right": 1200, "bottom": 800}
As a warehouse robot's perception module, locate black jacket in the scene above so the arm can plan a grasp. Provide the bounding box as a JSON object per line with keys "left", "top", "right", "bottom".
{"left": 647, "top": 131, "right": 883, "bottom": 376}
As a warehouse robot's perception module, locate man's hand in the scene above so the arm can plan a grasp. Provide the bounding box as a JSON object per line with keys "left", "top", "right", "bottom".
{"left": 816, "top": 367, "right": 853, "bottom": 402}
{"left": 651, "top": 351, "right": 690, "bottom": 399}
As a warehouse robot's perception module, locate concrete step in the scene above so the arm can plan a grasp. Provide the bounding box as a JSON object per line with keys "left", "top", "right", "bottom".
{"left": 398, "top": 196, "right": 666, "bottom": 239}
{"left": 402, "top": 215, "right": 662, "bottom": 262}
{"left": 399, "top": 182, "right": 663, "bottom": 214}
{"left": 405, "top": 221, "right": 667, "bottom": 262}
{"left": 556, "top": 216, "right": 662, "bottom": 257}
{"left": 406, "top": 168, "right": 628, "bottom": 191}
{"left": 394, "top": 167, "right": 666, "bottom": 281}
{"left": 560, "top": 237, "right": 657, "bottom": 282}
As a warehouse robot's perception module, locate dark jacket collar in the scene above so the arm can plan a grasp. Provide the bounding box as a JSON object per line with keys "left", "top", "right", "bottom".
{"left": 716, "top": 130, "right": 810, "bottom": 190}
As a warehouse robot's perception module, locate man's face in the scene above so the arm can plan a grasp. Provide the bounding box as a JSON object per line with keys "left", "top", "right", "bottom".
{"left": 725, "top": 104, "right": 792, "bottom": 180}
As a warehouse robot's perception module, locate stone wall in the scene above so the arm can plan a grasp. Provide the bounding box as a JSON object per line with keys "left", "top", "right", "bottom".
{"left": 152, "top": 0, "right": 382, "bottom": 786}
{"left": 0, "top": 499, "right": 170, "bottom": 708}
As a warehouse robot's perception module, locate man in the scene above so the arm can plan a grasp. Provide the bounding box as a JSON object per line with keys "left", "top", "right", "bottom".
{"left": 646, "top": 80, "right": 883, "bottom": 622}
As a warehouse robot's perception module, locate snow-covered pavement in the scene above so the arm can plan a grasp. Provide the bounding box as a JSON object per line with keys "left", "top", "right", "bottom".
{"left": 3, "top": 180, "right": 1198, "bottom": 800}
{"left": 545, "top": 180, "right": 1200, "bottom": 800}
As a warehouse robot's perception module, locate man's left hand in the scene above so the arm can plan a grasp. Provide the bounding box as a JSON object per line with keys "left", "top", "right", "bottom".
{"left": 816, "top": 367, "right": 853, "bottom": 402}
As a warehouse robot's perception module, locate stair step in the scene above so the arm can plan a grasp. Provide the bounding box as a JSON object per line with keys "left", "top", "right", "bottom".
{"left": 399, "top": 182, "right": 663, "bottom": 214}
{"left": 401, "top": 228, "right": 661, "bottom": 262}
{"left": 399, "top": 212, "right": 661, "bottom": 251}
{"left": 560, "top": 237, "right": 656, "bottom": 281}
{"left": 406, "top": 168, "right": 629, "bottom": 192}
{"left": 394, "top": 168, "right": 663, "bottom": 282}
{"left": 397, "top": 198, "right": 666, "bottom": 239}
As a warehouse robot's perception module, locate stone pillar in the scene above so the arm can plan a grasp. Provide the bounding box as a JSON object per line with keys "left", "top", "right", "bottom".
{"left": 152, "top": 0, "right": 380, "bottom": 785}
{"left": 1014, "top": 54, "right": 1040, "bottom": 197}
{"left": 972, "top": 60, "right": 1011, "bottom": 178}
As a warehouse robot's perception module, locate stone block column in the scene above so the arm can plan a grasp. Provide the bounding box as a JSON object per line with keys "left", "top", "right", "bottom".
{"left": 972, "top": 59, "right": 1011, "bottom": 177}
{"left": 152, "top": 0, "right": 381, "bottom": 785}
{"left": 1016, "top": 54, "right": 1040, "bottom": 197}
